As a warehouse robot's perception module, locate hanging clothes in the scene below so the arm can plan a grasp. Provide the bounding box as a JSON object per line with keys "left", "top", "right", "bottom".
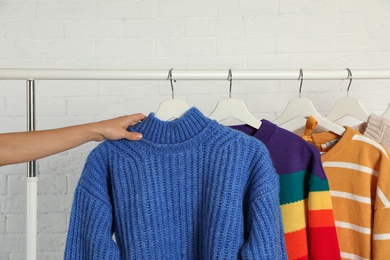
{"left": 231, "top": 120, "right": 340, "bottom": 260}
{"left": 302, "top": 116, "right": 390, "bottom": 260}
{"left": 64, "top": 107, "right": 287, "bottom": 259}
{"left": 353, "top": 114, "right": 390, "bottom": 151}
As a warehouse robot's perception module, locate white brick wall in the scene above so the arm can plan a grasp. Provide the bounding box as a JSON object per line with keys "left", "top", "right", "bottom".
{"left": 1, "top": 0, "right": 390, "bottom": 259}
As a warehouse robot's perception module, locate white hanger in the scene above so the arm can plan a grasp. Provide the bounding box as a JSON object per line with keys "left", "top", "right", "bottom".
{"left": 272, "top": 69, "right": 345, "bottom": 136}
{"left": 381, "top": 104, "right": 390, "bottom": 119}
{"left": 325, "top": 68, "right": 369, "bottom": 123}
{"left": 155, "top": 69, "right": 189, "bottom": 121}
{"left": 208, "top": 69, "right": 261, "bottom": 129}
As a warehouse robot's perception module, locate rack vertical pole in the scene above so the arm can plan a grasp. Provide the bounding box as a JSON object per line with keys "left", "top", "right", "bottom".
{"left": 26, "top": 80, "right": 37, "bottom": 260}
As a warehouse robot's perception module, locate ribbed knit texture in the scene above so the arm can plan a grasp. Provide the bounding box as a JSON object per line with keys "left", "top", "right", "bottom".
{"left": 363, "top": 114, "right": 390, "bottom": 151}
{"left": 231, "top": 120, "right": 340, "bottom": 260}
{"left": 302, "top": 117, "right": 390, "bottom": 260}
{"left": 64, "top": 107, "right": 287, "bottom": 260}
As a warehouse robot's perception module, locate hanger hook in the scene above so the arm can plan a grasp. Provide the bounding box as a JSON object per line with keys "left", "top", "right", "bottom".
{"left": 168, "top": 68, "right": 176, "bottom": 99}
{"left": 228, "top": 68, "right": 233, "bottom": 98}
{"left": 346, "top": 68, "right": 352, "bottom": 97}
{"left": 298, "top": 68, "right": 303, "bottom": 98}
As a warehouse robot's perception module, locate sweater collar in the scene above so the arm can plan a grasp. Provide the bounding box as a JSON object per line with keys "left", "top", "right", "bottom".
{"left": 131, "top": 107, "right": 213, "bottom": 145}
{"left": 230, "top": 119, "right": 277, "bottom": 144}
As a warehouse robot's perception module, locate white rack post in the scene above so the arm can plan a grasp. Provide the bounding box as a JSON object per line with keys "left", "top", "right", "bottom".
{"left": 26, "top": 80, "right": 37, "bottom": 260}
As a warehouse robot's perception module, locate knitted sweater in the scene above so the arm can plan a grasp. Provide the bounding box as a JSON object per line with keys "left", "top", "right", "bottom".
{"left": 302, "top": 117, "right": 390, "bottom": 260}
{"left": 231, "top": 120, "right": 340, "bottom": 260}
{"left": 354, "top": 113, "right": 390, "bottom": 151}
{"left": 64, "top": 107, "right": 287, "bottom": 260}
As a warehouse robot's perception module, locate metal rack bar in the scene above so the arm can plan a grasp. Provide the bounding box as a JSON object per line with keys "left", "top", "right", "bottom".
{"left": 1, "top": 69, "right": 390, "bottom": 81}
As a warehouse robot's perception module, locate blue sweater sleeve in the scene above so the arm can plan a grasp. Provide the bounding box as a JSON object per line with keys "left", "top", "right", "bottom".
{"left": 64, "top": 143, "right": 120, "bottom": 260}
{"left": 240, "top": 145, "right": 287, "bottom": 260}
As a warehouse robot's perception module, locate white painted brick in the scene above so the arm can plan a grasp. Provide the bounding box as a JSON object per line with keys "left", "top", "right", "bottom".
{"left": 5, "top": 97, "right": 25, "bottom": 116}
{"left": 159, "top": 0, "right": 217, "bottom": 18}
{"left": 36, "top": 40, "right": 95, "bottom": 58}
{"left": 0, "top": 117, "right": 25, "bottom": 133}
{"left": 0, "top": 164, "right": 25, "bottom": 176}
{"left": 0, "top": 215, "right": 5, "bottom": 233}
{"left": 306, "top": 14, "right": 366, "bottom": 33}
{"left": 0, "top": 41, "right": 35, "bottom": 58}
{"left": 64, "top": 20, "right": 124, "bottom": 39}
{"left": 68, "top": 175, "right": 81, "bottom": 194}
{"left": 157, "top": 38, "right": 216, "bottom": 57}
{"left": 127, "top": 57, "right": 188, "bottom": 69}
{"left": 372, "top": 53, "right": 390, "bottom": 69}
{"left": 96, "top": 39, "right": 155, "bottom": 58}
{"left": 0, "top": 98, "right": 5, "bottom": 113}
{"left": 308, "top": 53, "right": 371, "bottom": 69}
{"left": 244, "top": 15, "right": 305, "bottom": 35}
{"left": 38, "top": 233, "right": 66, "bottom": 252}
{"left": 67, "top": 94, "right": 99, "bottom": 112}
{"left": 124, "top": 19, "right": 183, "bottom": 38}
{"left": 36, "top": 116, "right": 96, "bottom": 131}
{"left": 0, "top": 234, "right": 24, "bottom": 253}
{"left": 279, "top": 0, "right": 339, "bottom": 14}
{"left": 67, "top": 58, "right": 128, "bottom": 69}
{"left": 188, "top": 56, "right": 246, "bottom": 69}
{"left": 9, "top": 253, "right": 24, "bottom": 260}
{"left": 67, "top": 96, "right": 128, "bottom": 115}
{"left": 37, "top": 2, "right": 97, "bottom": 19}
{"left": 0, "top": 80, "right": 29, "bottom": 97}
{"left": 340, "top": 0, "right": 390, "bottom": 13}
{"left": 6, "top": 214, "right": 24, "bottom": 233}
{"left": 7, "top": 175, "right": 25, "bottom": 195}
{"left": 98, "top": 80, "right": 160, "bottom": 96}
{"left": 278, "top": 34, "right": 337, "bottom": 53}
{"left": 0, "top": 23, "right": 4, "bottom": 38}
{"left": 367, "top": 11, "right": 390, "bottom": 32}
{"left": 38, "top": 195, "right": 72, "bottom": 213}
{"left": 185, "top": 17, "right": 244, "bottom": 37}
{"left": 37, "top": 80, "right": 98, "bottom": 97}
{"left": 38, "top": 175, "right": 67, "bottom": 195}
{"left": 0, "top": 194, "right": 25, "bottom": 214}
{"left": 219, "top": 0, "right": 277, "bottom": 16}
{"left": 0, "top": 2, "right": 36, "bottom": 20}
{"left": 38, "top": 154, "right": 87, "bottom": 177}
{"left": 247, "top": 54, "right": 310, "bottom": 70}
{"left": 98, "top": 0, "right": 157, "bottom": 19}
{"left": 0, "top": 58, "right": 68, "bottom": 69}
{"left": 39, "top": 252, "right": 64, "bottom": 260}
{"left": 338, "top": 33, "right": 390, "bottom": 52}
{"left": 4, "top": 21, "right": 63, "bottom": 40}
{"left": 0, "top": 175, "right": 6, "bottom": 195}
{"left": 217, "top": 36, "right": 277, "bottom": 55}
{"left": 38, "top": 213, "right": 67, "bottom": 233}
{"left": 35, "top": 98, "right": 66, "bottom": 116}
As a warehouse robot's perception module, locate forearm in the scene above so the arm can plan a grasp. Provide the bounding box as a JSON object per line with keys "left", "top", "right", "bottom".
{"left": 0, "top": 113, "right": 145, "bottom": 166}
{"left": 0, "top": 123, "right": 100, "bottom": 166}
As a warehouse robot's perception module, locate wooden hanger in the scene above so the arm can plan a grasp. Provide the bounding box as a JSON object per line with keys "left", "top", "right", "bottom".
{"left": 325, "top": 69, "right": 369, "bottom": 123}
{"left": 208, "top": 69, "right": 261, "bottom": 129}
{"left": 272, "top": 69, "right": 345, "bottom": 136}
{"left": 155, "top": 69, "right": 189, "bottom": 121}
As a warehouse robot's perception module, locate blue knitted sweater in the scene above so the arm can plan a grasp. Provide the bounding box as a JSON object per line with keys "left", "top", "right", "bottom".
{"left": 64, "top": 107, "right": 286, "bottom": 259}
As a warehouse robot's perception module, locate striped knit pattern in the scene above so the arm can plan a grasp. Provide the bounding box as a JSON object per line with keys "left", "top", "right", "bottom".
{"left": 64, "top": 107, "right": 287, "bottom": 260}
{"left": 232, "top": 121, "right": 340, "bottom": 260}
{"left": 302, "top": 119, "right": 390, "bottom": 260}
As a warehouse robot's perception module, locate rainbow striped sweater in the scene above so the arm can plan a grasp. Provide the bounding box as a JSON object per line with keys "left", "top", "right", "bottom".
{"left": 302, "top": 117, "right": 390, "bottom": 259}
{"left": 232, "top": 120, "right": 340, "bottom": 260}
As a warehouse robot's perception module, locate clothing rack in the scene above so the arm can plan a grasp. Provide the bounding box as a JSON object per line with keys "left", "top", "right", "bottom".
{"left": 1, "top": 68, "right": 390, "bottom": 260}
{"left": 2, "top": 68, "right": 390, "bottom": 80}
